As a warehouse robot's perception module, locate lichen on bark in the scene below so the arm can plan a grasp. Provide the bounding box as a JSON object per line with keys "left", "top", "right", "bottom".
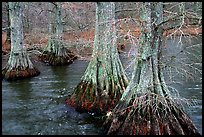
{"left": 66, "top": 2, "right": 128, "bottom": 114}
{"left": 103, "top": 2, "right": 200, "bottom": 135}
{"left": 38, "top": 2, "right": 77, "bottom": 66}
{"left": 2, "top": 2, "right": 40, "bottom": 81}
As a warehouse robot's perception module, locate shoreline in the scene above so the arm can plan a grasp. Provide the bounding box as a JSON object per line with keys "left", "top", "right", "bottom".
{"left": 2, "top": 26, "right": 202, "bottom": 60}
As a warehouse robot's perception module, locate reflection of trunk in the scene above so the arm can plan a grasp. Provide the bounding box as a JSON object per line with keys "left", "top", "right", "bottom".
{"left": 38, "top": 2, "right": 77, "bottom": 65}
{"left": 2, "top": 2, "right": 40, "bottom": 81}
{"left": 103, "top": 2, "right": 200, "bottom": 135}
{"left": 66, "top": 2, "right": 128, "bottom": 114}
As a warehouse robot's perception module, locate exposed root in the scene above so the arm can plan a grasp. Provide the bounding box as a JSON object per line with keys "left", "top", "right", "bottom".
{"left": 103, "top": 93, "right": 200, "bottom": 135}
{"left": 38, "top": 38, "right": 77, "bottom": 65}
{"left": 66, "top": 79, "right": 127, "bottom": 115}
{"left": 2, "top": 51, "right": 40, "bottom": 81}
{"left": 38, "top": 49, "right": 77, "bottom": 66}
{"left": 2, "top": 66, "right": 40, "bottom": 81}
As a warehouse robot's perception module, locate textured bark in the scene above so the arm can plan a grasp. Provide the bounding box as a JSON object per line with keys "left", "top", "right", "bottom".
{"left": 38, "top": 2, "right": 77, "bottom": 66}
{"left": 2, "top": 2, "right": 40, "bottom": 81}
{"left": 103, "top": 2, "right": 200, "bottom": 135}
{"left": 6, "top": 2, "right": 11, "bottom": 44}
{"left": 2, "top": 2, "right": 11, "bottom": 55}
{"left": 66, "top": 2, "right": 128, "bottom": 114}
{"left": 38, "top": 38, "right": 77, "bottom": 65}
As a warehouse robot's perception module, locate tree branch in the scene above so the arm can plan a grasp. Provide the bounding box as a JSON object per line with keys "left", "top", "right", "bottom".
{"left": 115, "top": 9, "right": 138, "bottom": 13}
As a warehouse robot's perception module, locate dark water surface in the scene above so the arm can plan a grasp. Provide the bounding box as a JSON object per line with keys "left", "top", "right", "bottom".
{"left": 2, "top": 36, "right": 202, "bottom": 135}
{"left": 2, "top": 59, "right": 101, "bottom": 135}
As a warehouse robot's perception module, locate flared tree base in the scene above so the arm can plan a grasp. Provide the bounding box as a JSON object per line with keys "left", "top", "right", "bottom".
{"left": 2, "top": 66, "right": 40, "bottom": 81}
{"left": 103, "top": 93, "right": 200, "bottom": 135}
{"left": 38, "top": 49, "right": 77, "bottom": 66}
{"left": 66, "top": 80, "right": 123, "bottom": 115}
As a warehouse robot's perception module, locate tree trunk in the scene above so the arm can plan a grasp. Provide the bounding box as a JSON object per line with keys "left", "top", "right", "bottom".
{"left": 24, "top": 3, "right": 32, "bottom": 33}
{"left": 103, "top": 2, "right": 200, "bottom": 135}
{"left": 2, "top": 2, "right": 11, "bottom": 55}
{"left": 2, "top": 2, "right": 40, "bottom": 81}
{"left": 38, "top": 2, "right": 77, "bottom": 66}
{"left": 6, "top": 2, "right": 11, "bottom": 43}
{"left": 66, "top": 2, "right": 129, "bottom": 114}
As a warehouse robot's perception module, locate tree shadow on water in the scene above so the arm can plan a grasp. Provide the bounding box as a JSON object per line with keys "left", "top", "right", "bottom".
{"left": 8, "top": 79, "right": 33, "bottom": 101}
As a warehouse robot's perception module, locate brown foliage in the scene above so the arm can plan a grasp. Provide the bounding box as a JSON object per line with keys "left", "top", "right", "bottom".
{"left": 2, "top": 31, "right": 11, "bottom": 54}
{"left": 63, "top": 29, "right": 95, "bottom": 41}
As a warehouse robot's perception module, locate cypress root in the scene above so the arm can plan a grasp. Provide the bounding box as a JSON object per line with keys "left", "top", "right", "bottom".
{"left": 39, "top": 3, "right": 77, "bottom": 66}
{"left": 2, "top": 2, "right": 40, "bottom": 81}
{"left": 102, "top": 2, "right": 200, "bottom": 135}
{"left": 38, "top": 38, "right": 77, "bottom": 66}
{"left": 66, "top": 73, "right": 128, "bottom": 114}
{"left": 66, "top": 2, "right": 128, "bottom": 114}
{"left": 2, "top": 52, "right": 40, "bottom": 81}
{"left": 104, "top": 93, "right": 200, "bottom": 135}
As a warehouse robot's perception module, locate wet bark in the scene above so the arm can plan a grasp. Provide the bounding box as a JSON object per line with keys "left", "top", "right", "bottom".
{"left": 2, "top": 2, "right": 40, "bottom": 81}
{"left": 66, "top": 2, "right": 128, "bottom": 114}
{"left": 103, "top": 2, "right": 200, "bottom": 135}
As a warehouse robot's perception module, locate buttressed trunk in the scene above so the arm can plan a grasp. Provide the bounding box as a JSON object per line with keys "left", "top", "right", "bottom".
{"left": 103, "top": 2, "right": 200, "bottom": 135}
{"left": 2, "top": 2, "right": 40, "bottom": 81}
{"left": 66, "top": 2, "right": 128, "bottom": 114}
{"left": 38, "top": 2, "right": 77, "bottom": 66}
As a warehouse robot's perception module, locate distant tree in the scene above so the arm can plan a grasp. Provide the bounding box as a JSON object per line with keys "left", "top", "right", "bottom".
{"left": 38, "top": 2, "right": 77, "bottom": 65}
{"left": 2, "top": 2, "right": 11, "bottom": 55}
{"left": 66, "top": 2, "right": 128, "bottom": 114}
{"left": 6, "top": 2, "right": 11, "bottom": 44}
{"left": 23, "top": 3, "right": 33, "bottom": 33}
{"left": 2, "top": 2, "right": 40, "bottom": 81}
{"left": 103, "top": 2, "right": 201, "bottom": 135}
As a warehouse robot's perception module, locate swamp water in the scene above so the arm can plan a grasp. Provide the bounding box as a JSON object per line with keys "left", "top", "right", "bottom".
{"left": 2, "top": 36, "right": 202, "bottom": 135}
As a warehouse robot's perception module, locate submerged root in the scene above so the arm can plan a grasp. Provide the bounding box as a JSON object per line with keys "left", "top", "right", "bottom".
{"left": 103, "top": 93, "right": 200, "bottom": 135}
{"left": 65, "top": 80, "right": 126, "bottom": 115}
{"left": 2, "top": 66, "right": 40, "bottom": 81}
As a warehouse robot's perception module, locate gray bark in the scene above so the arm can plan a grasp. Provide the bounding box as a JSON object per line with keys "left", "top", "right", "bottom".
{"left": 82, "top": 2, "right": 128, "bottom": 89}
{"left": 67, "top": 2, "right": 128, "bottom": 113}
{"left": 39, "top": 2, "right": 77, "bottom": 66}
{"left": 9, "top": 2, "right": 24, "bottom": 53}
{"left": 47, "top": 2, "right": 61, "bottom": 53}
{"left": 104, "top": 2, "right": 200, "bottom": 135}
{"left": 8, "top": 2, "right": 33, "bottom": 69}
{"left": 2, "top": 2, "right": 40, "bottom": 81}
{"left": 55, "top": 2, "right": 63, "bottom": 39}
{"left": 7, "top": 2, "right": 11, "bottom": 41}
